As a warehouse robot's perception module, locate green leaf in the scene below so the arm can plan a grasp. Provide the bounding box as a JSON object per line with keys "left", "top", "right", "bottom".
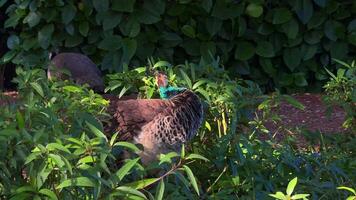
{"left": 182, "top": 165, "right": 199, "bottom": 196}
{"left": 46, "top": 143, "right": 71, "bottom": 154}
{"left": 16, "top": 111, "right": 25, "bottom": 129}
{"left": 65, "top": 35, "right": 83, "bottom": 47}
{"left": 114, "top": 186, "right": 147, "bottom": 199}
{"left": 79, "top": 21, "right": 89, "bottom": 36}
{"left": 181, "top": 25, "right": 195, "bottom": 38}
{"left": 281, "top": 18, "right": 299, "bottom": 39}
{"left": 185, "top": 154, "right": 209, "bottom": 162}
{"left": 125, "top": 178, "right": 159, "bottom": 189}
{"left": 116, "top": 158, "right": 140, "bottom": 181}
{"left": 122, "top": 38, "right": 137, "bottom": 63}
{"left": 7, "top": 35, "right": 20, "bottom": 50}
{"left": 112, "top": 0, "right": 136, "bottom": 12}
{"left": 38, "top": 24, "right": 54, "bottom": 49}
{"left": 256, "top": 41, "right": 274, "bottom": 57}
{"left": 155, "top": 179, "right": 165, "bottom": 200}
{"left": 246, "top": 3, "right": 263, "bottom": 18}
{"left": 291, "top": 194, "right": 310, "bottom": 199}
{"left": 85, "top": 121, "right": 107, "bottom": 140}
{"left": 30, "top": 82, "right": 44, "bottom": 97}
{"left": 301, "top": 44, "right": 317, "bottom": 60}
{"left": 307, "top": 12, "right": 326, "bottom": 29}
{"left": 120, "top": 17, "right": 140, "bottom": 37}
{"left": 38, "top": 189, "right": 58, "bottom": 200}
{"left": 324, "top": 20, "right": 345, "bottom": 41}
{"left": 1, "top": 50, "right": 17, "bottom": 63}
{"left": 48, "top": 154, "right": 65, "bottom": 168}
{"left": 295, "top": 0, "right": 314, "bottom": 24}
{"left": 15, "top": 185, "right": 37, "bottom": 194}
{"left": 0, "top": 0, "right": 8, "bottom": 7}
{"left": 313, "top": 0, "right": 326, "bottom": 7}
{"left": 103, "top": 12, "right": 122, "bottom": 30}
{"left": 235, "top": 41, "right": 255, "bottom": 60}
{"left": 283, "top": 95, "right": 305, "bottom": 110}
{"left": 272, "top": 8, "right": 292, "bottom": 24}
{"left": 202, "top": 0, "right": 212, "bottom": 12}
{"left": 283, "top": 47, "right": 302, "bottom": 71}
{"left": 269, "top": 192, "right": 286, "bottom": 200}
{"left": 93, "top": 0, "right": 108, "bottom": 12}
{"left": 57, "top": 177, "right": 96, "bottom": 189}
{"left": 286, "top": 177, "right": 298, "bottom": 195}
{"left": 294, "top": 73, "right": 308, "bottom": 87}
{"left": 179, "top": 69, "right": 192, "bottom": 89}
{"left": 337, "top": 186, "right": 356, "bottom": 195}
{"left": 205, "top": 17, "right": 222, "bottom": 37}
{"left": 98, "top": 35, "right": 122, "bottom": 50}
{"left": 24, "top": 11, "right": 41, "bottom": 27}
{"left": 61, "top": 4, "right": 76, "bottom": 24}
{"left": 114, "top": 141, "right": 140, "bottom": 153}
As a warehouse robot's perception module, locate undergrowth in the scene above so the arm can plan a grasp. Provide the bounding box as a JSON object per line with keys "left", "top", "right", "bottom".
{"left": 0, "top": 59, "right": 355, "bottom": 199}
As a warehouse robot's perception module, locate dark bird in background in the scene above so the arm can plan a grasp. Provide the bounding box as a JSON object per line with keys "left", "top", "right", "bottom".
{"left": 107, "top": 72, "right": 204, "bottom": 164}
{"left": 48, "top": 52, "right": 105, "bottom": 93}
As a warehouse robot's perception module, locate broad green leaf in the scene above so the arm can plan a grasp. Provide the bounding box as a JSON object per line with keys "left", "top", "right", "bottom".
{"left": 122, "top": 38, "right": 137, "bottom": 62}
{"left": 301, "top": 44, "right": 317, "bottom": 60}
{"left": 48, "top": 154, "right": 65, "bottom": 168}
{"left": 114, "top": 141, "right": 140, "bottom": 153}
{"left": 307, "top": 12, "right": 326, "bottom": 29}
{"left": 112, "top": 0, "right": 136, "bottom": 12}
{"left": 116, "top": 158, "right": 140, "bottom": 181}
{"left": 16, "top": 111, "right": 25, "bottom": 129}
{"left": 121, "top": 17, "right": 140, "bottom": 37}
{"left": 114, "top": 186, "right": 147, "bottom": 199}
{"left": 15, "top": 185, "right": 37, "bottom": 194}
{"left": 155, "top": 179, "right": 165, "bottom": 200}
{"left": 98, "top": 35, "right": 122, "bottom": 50}
{"left": 85, "top": 121, "right": 107, "bottom": 140}
{"left": 61, "top": 4, "right": 76, "bottom": 24}
{"left": 337, "top": 186, "right": 356, "bottom": 195}
{"left": 30, "top": 82, "right": 44, "bottom": 97}
{"left": 272, "top": 8, "right": 292, "bottom": 24}
{"left": 153, "top": 61, "right": 172, "bottom": 69}
{"left": 282, "top": 18, "right": 299, "bottom": 39}
{"left": 38, "top": 24, "right": 54, "bottom": 49}
{"left": 269, "top": 192, "right": 286, "bottom": 200}
{"left": 295, "top": 0, "right": 314, "bottom": 24}
{"left": 324, "top": 20, "right": 345, "bottom": 41}
{"left": 79, "top": 21, "right": 89, "bottom": 36}
{"left": 46, "top": 143, "right": 71, "bottom": 154}
{"left": 185, "top": 154, "right": 209, "bottom": 162}
{"left": 235, "top": 41, "right": 255, "bottom": 60}
{"left": 57, "top": 177, "right": 96, "bottom": 189}
{"left": 1, "top": 50, "right": 17, "bottom": 63}
{"left": 93, "top": 0, "right": 108, "bottom": 12}
{"left": 283, "top": 95, "right": 305, "bottom": 110}
{"left": 78, "top": 156, "right": 96, "bottom": 164}
{"left": 182, "top": 165, "right": 200, "bottom": 196}
{"left": 246, "top": 3, "right": 263, "bottom": 18}
{"left": 179, "top": 69, "right": 192, "bottom": 89}
{"left": 294, "top": 73, "right": 308, "bottom": 87}
{"left": 125, "top": 178, "right": 159, "bottom": 189}
{"left": 256, "top": 41, "right": 275, "bottom": 57}
{"left": 0, "top": 0, "right": 7, "bottom": 7}
{"left": 205, "top": 17, "right": 222, "bottom": 37}
{"left": 103, "top": 12, "right": 122, "bottom": 30}
{"left": 192, "top": 80, "right": 207, "bottom": 90}
{"left": 286, "top": 177, "right": 298, "bottom": 195}
{"left": 291, "top": 194, "right": 310, "bottom": 199}
{"left": 7, "top": 35, "right": 20, "bottom": 50}
{"left": 24, "top": 11, "right": 41, "bottom": 27}
{"left": 38, "top": 189, "right": 58, "bottom": 200}
{"left": 283, "top": 47, "right": 302, "bottom": 71}
{"left": 181, "top": 25, "right": 196, "bottom": 38}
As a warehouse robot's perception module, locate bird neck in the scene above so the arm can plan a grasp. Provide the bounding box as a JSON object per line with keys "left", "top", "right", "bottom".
{"left": 159, "top": 86, "right": 186, "bottom": 99}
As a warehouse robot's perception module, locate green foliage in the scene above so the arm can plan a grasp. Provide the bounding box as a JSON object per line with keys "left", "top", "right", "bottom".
{"left": 337, "top": 186, "right": 356, "bottom": 200}
{"left": 323, "top": 59, "right": 355, "bottom": 130}
{"left": 269, "top": 177, "right": 310, "bottom": 200}
{"left": 1, "top": 0, "right": 356, "bottom": 90}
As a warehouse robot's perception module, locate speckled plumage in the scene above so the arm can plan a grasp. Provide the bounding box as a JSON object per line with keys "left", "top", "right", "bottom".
{"left": 107, "top": 89, "right": 203, "bottom": 164}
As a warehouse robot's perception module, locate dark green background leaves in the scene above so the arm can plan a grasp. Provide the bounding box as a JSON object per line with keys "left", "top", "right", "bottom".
{"left": 2, "top": 0, "right": 356, "bottom": 91}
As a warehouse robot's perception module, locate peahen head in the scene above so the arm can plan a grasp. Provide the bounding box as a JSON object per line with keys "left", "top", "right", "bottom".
{"left": 155, "top": 71, "right": 186, "bottom": 99}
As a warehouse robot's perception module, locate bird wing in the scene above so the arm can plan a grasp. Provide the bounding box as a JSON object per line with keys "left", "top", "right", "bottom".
{"left": 108, "top": 98, "right": 170, "bottom": 141}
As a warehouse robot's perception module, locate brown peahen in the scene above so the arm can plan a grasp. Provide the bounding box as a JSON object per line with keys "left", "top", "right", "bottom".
{"left": 107, "top": 72, "right": 203, "bottom": 164}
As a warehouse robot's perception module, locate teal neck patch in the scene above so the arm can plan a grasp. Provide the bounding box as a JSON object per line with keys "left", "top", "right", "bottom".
{"left": 159, "top": 86, "right": 186, "bottom": 99}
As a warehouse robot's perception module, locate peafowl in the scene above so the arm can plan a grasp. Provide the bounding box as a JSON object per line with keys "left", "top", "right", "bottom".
{"left": 107, "top": 72, "right": 203, "bottom": 164}
{"left": 48, "top": 53, "right": 105, "bottom": 92}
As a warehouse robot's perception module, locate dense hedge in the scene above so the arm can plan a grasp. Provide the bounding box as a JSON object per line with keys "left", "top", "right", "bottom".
{"left": 1, "top": 0, "right": 356, "bottom": 91}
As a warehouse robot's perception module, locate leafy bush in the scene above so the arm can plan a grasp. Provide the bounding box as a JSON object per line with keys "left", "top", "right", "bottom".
{"left": 1, "top": 0, "right": 356, "bottom": 90}
{"left": 323, "top": 59, "right": 355, "bottom": 131}
{"left": 1, "top": 59, "right": 355, "bottom": 199}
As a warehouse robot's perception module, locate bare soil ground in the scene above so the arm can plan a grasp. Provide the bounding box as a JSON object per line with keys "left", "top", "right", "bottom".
{"left": 263, "top": 93, "right": 348, "bottom": 134}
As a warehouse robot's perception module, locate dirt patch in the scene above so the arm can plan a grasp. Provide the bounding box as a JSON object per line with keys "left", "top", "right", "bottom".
{"left": 263, "top": 93, "right": 348, "bottom": 135}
